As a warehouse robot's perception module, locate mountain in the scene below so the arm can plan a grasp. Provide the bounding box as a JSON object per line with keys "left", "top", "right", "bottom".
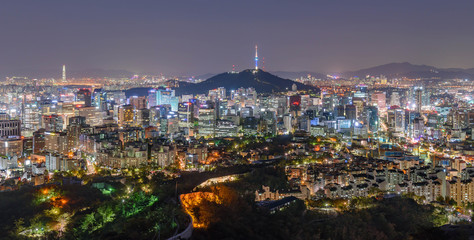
{"left": 175, "top": 69, "right": 318, "bottom": 95}
{"left": 343, "top": 62, "right": 435, "bottom": 77}
{"left": 342, "top": 62, "right": 474, "bottom": 79}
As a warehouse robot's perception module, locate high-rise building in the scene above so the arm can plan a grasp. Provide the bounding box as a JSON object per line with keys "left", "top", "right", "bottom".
{"left": 62, "top": 65, "right": 66, "bottom": 82}
{"left": 136, "top": 109, "right": 150, "bottom": 127}
{"left": 289, "top": 95, "right": 302, "bottom": 112}
{"left": 178, "top": 102, "right": 193, "bottom": 129}
{"left": 33, "top": 129, "right": 46, "bottom": 154}
{"left": 0, "top": 137, "right": 23, "bottom": 157}
{"left": 0, "top": 120, "right": 21, "bottom": 138}
{"left": 283, "top": 114, "right": 292, "bottom": 134}
{"left": 345, "top": 105, "right": 357, "bottom": 121}
{"left": 415, "top": 88, "right": 422, "bottom": 113}
{"left": 365, "top": 106, "right": 379, "bottom": 133}
{"left": 78, "top": 107, "right": 104, "bottom": 126}
{"left": 390, "top": 92, "right": 401, "bottom": 107}
{"left": 42, "top": 115, "right": 64, "bottom": 132}
{"left": 93, "top": 89, "right": 108, "bottom": 111}
{"left": 148, "top": 89, "right": 157, "bottom": 108}
{"left": 129, "top": 96, "right": 147, "bottom": 110}
{"left": 412, "top": 117, "right": 425, "bottom": 139}
{"left": 76, "top": 89, "right": 92, "bottom": 107}
{"left": 387, "top": 107, "right": 405, "bottom": 133}
{"left": 66, "top": 116, "right": 86, "bottom": 152}
{"left": 22, "top": 101, "right": 41, "bottom": 134}
{"left": 371, "top": 91, "right": 386, "bottom": 112}
{"left": 44, "top": 132, "right": 68, "bottom": 154}
{"left": 322, "top": 93, "right": 337, "bottom": 112}
{"left": 198, "top": 105, "right": 216, "bottom": 138}
{"left": 119, "top": 105, "right": 134, "bottom": 126}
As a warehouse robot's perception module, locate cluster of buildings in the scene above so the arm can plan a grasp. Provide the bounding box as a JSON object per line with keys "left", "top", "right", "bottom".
{"left": 0, "top": 67, "right": 472, "bottom": 205}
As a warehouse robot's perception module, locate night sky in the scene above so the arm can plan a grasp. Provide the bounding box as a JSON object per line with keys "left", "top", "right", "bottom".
{"left": 2, "top": 0, "right": 474, "bottom": 76}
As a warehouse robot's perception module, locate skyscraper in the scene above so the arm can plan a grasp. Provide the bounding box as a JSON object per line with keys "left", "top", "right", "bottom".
{"left": 76, "top": 89, "right": 92, "bottom": 107}
{"left": 415, "top": 88, "right": 422, "bottom": 113}
{"left": 62, "top": 65, "right": 66, "bottom": 82}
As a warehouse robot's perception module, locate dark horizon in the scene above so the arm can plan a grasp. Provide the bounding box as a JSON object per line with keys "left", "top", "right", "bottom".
{"left": 2, "top": 0, "right": 474, "bottom": 76}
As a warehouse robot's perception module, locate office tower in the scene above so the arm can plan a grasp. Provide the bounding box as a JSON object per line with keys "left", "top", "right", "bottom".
{"left": 208, "top": 87, "right": 226, "bottom": 101}
{"left": 22, "top": 101, "right": 41, "bottom": 134}
{"left": 136, "top": 109, "right": 150, "bottom": 127}
{"left": 365, "top": 106, "right": 379, "bottom": 133}
{"left": 298, "top": 115, "right": 311, "bottom": 132}
{"left": 66, "top": 116, "right": 86, "bottom": 152}
{"left": 76, "top": 89, "right": 92, "bottom": 107}
{"left": 322, "top": 93, "right": 337, "bottom": 112}
{"left": 390, "top": 92, "right": 401, "bottom": 107}
{"left": 0, "top": 120, "right": 21, "bottom": 138}
{"left": 119, "top": 105, "right": 134, "bottom": 126}
{"left": 345, "top": 104, "right": 357, "bottom": 121}
{"left": 198, "top": 105, "right": 216, "bottom": 138}
{"left": 0, "top": 137, "right": 23, "bottom": 157}
{"left": 215, "top": 120, "right": 238, "bottom": 137}
{"left": 148, "top": 89, "right": 157, "bottom": 108}
{"left": 283, "top": 114, "right": 292, "bottom": 134}
{"left": 178, "top": 102, "right": 193, "bottom": 129}
{"left": 387, "top": 107, "right": 405, "bottom": 133}
{"left": 33, "top": 129, "right": 46, "bottom": 154}
{"left": 93, "top": 89, "right": 108, "bottom": 111}
{"left": 129, "top": 96, "right": 147, "bottom": 110}
{"left": 412, "top": 117, "right": 424, "bottom": 139}
{"left": 415, "top": 88, "right": 422, "bottom": 113}
{"left": 111, "top": 91, "right": 127, "bottom": 106}
{"left": 352, "top": 98, "right": 365, "bottom": 121}
{"left": 289, "top": 95, "right": 301, "bottom": 112}
{"left": 42, "top": 115, "right": 64, "bottom": 132}
{"left": 334, "top": 105, "right": 345, "bottom": 119}
{"left": 370, "top": 91, "right": 386, "bottom": 111}
{"left": 44, "top": 132, "right": 68, "bottom": 154}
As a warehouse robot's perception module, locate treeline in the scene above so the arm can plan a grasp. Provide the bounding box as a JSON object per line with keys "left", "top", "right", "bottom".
{"left": 192, "top": 194, "right": 453, "bottom": 240}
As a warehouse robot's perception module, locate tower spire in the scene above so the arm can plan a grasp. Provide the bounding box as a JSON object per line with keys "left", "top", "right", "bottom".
{"left": 255, "top": 45, "right": 258, "bottom": 70}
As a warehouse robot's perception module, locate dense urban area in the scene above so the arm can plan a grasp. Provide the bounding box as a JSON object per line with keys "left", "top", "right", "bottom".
{"left": 0, "top": 60, "right": 472, "bottom": 240}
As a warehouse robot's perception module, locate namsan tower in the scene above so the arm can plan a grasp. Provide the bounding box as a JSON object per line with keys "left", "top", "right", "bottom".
{"left": 254, "top": 45, "right": 259, "bottom": 70}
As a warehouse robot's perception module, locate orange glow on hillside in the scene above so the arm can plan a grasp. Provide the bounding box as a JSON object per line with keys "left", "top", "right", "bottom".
{"left": 180, "top": 192, "right": 221, "bottom": 228}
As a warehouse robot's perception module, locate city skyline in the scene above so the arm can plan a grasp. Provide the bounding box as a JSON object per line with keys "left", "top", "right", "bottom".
{"left": 2, "top": 1, "right": 474, "bottom": 76}
{"left": 0, "top": 1, "right": 473, "bottom": 239}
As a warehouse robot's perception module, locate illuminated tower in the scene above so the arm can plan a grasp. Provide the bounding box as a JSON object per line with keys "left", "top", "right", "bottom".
{"left": 415, "top": 87, "right": 422, "bottom": 113}
{"left": 62, "top": 65, "right": 66, "bottom": 82}
{"left": 255, "top": 45, "right": 258, "bottom": 70}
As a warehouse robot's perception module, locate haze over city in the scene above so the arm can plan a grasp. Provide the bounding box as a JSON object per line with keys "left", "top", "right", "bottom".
{"left": 2, "top": 0, "right": 474, "bottom": 76}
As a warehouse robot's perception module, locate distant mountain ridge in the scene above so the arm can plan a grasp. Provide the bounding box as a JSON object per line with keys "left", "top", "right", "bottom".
{"left": 174, "top": 69, "right": 318, "bottom": 95}
{"left": 3, "top": 62, "right": 474, "bottom": 82}
{"left": 342, "top": 62, "right": 474, "bottom": 79}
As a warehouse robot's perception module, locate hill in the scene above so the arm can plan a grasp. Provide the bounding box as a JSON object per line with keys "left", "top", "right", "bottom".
{"left": 175, "top": 69, "right": 318, "bottom": 95}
